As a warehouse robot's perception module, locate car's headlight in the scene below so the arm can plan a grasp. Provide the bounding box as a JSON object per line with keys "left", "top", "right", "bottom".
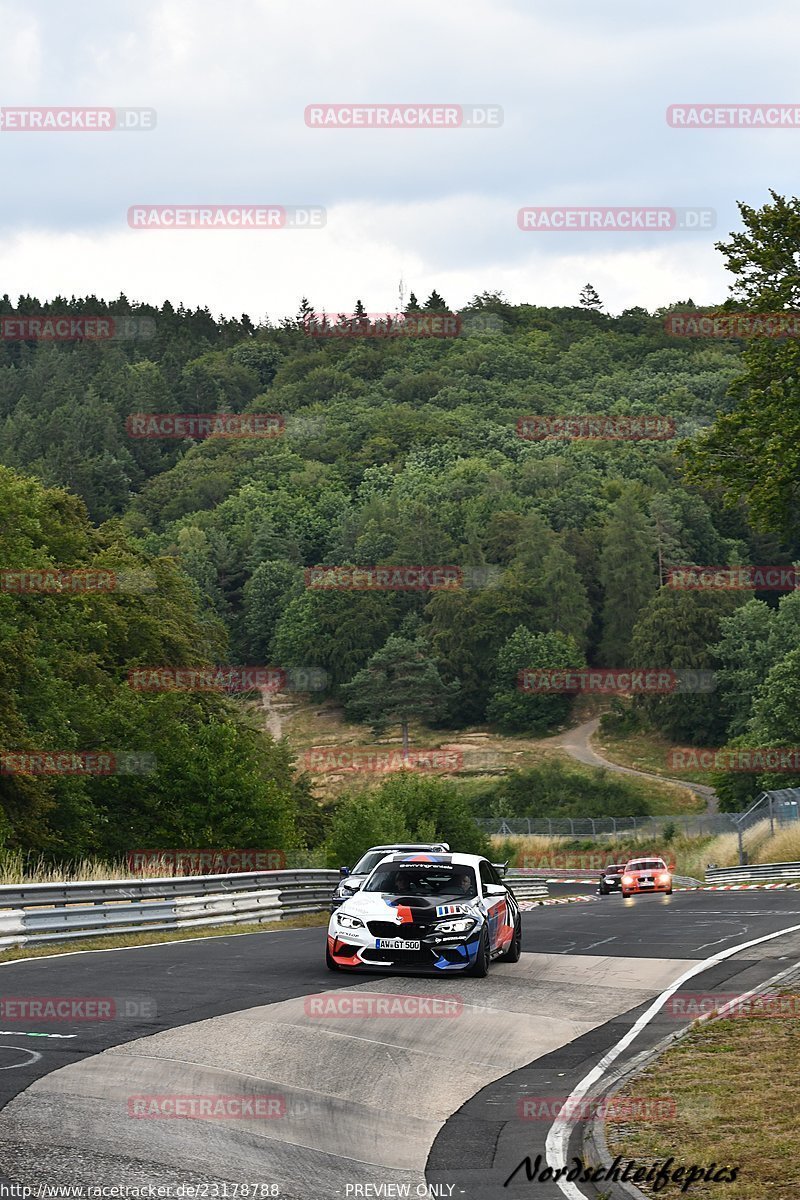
{"left": 658, "top": 873, "right": 671, "bottom": 884}
{"left": 435, "top": 918, "right": 476, "bottom": 934}
{"left": 336, "top": 913, "right": 364, "bottom": 928}
{"left": 622, "top": 875, "right": 635, "bottom": 885}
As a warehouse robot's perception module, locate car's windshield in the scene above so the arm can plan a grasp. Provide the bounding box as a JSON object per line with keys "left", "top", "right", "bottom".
{"left": 627, "top": 860, "right": 666, "bottom": 872}
{"left": 350, "top": 850, "right": 395, "bottom": 876}
{"left": 604, "top": 865, "right": 625, "bottom": 873}
{"left": 364, "top": 863, "right": 478, "bottom": 899}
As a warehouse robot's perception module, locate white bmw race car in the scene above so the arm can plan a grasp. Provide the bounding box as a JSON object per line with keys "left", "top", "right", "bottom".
{"left": 325, "top": 851, "right": 522, "bottom": 976}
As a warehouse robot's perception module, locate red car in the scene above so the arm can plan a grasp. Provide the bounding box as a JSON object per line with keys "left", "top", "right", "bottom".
{"left": 620, "top": 857, "right": 673, "bottom": 897}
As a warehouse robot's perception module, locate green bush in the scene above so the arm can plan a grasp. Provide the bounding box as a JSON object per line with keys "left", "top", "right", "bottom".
{"left": 324, "top": 773, "right": 490, "bottom": 867}
{"left": 469, "top": 759, "right": 652, "bottom": 819}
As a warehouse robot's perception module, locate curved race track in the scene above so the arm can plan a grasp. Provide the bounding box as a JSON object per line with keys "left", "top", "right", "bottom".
{"left": 0, "top": 883, "right": 799, "bottom": 1199}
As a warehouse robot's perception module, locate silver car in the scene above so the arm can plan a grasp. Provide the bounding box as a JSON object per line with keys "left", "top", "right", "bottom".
{"left": 329, "top": 842, "right": 450, "bottom": 911}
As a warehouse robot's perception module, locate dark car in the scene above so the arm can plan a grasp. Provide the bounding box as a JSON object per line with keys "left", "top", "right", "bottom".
{"left": 598, "top": 863, "right": 626, "bottom": 895}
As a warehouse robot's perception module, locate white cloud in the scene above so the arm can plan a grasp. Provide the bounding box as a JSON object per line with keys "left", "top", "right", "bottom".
{"left": 1, "top": 0, "right": 798, "bottom": 315}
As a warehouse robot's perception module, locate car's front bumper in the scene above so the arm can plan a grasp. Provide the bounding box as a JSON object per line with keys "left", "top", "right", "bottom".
{"left": 326, "top": 924, "right": 483, "bottom": 972}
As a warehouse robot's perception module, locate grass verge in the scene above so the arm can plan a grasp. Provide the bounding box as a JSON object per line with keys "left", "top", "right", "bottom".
{"left": 0, "top": 911, "right": 328, "bottom": 964}
{"left": 594, "top": 724, "right": 714, "bottom": 789}
{"left": 604, "top": 991, "right": 800, "bottom": 1198}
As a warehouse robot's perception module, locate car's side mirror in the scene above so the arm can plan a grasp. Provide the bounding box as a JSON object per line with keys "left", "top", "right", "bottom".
{"left": 339, "top": 866, "right": 350, "bottom": 877}
{"left": 484, "top": 883, "right": 506, "bottom": 897}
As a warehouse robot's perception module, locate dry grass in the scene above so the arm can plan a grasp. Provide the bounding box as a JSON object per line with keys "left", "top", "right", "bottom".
{"left": 752, "top": 823, "right": 800, "bottom": 865}
{"left": 0, "top": 851, "right": 191, "bottom": 885}
{"left": 490, "top": 824, "right": 800, "bottom": 880}
{"left": 595, "top": 725, "right": 715, "bottom": 788}
{"left": 605, "top": 991, "right": 800, "bottom": 1198}
{"left": 679, "top": 820, "right": 800, "bottom": 879}
{"left": 489, "top": 834, "right": 571, "bottom": 862}
{"left": 282, "top": 700, "right": 703, "bottom": 812}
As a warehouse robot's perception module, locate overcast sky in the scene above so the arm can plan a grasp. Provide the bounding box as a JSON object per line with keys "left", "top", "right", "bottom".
{"left": 1, "top": 0, "right": 797, "bottom": 321}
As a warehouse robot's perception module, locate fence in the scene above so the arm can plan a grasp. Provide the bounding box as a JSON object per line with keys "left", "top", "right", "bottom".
{"left": 0, "top": 869, "right": 339, "bottom": 950}
{"left": 0, "top": 869, "right": 548, "bottom": 949}
{"left": 705, "top": 862, "right": 800, "bottom": 885}
{"left": 503, "top": 874, "right": 549, "bottom": 900}
{"left": 476, "top": 814, "right": 740, "bottom": 837}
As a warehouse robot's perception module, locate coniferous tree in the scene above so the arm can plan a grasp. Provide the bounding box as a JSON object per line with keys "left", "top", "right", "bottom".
{"left": 341, "top": 634, "right": 458, "bottom": 759}
{"left": 539, "top": 543, "right": 592, "bottom": 649}
{"left": 598, "top": 493, "right": 658, "bottom": 665}
{"left": 579, "top": 283, "right": 603, "bottom": 310}
{"left": 423, "top": 290, "right": 448, "bottom": 312}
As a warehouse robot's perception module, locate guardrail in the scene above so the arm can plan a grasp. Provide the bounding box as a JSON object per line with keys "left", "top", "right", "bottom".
{"left": 0, "top": 869, "right": 550, "bottom": 949}
{"left": 705, "top": 861, "right": 800, "bottom": 884}
{"left": 0, "top": 869, "right": 340, "bottom": 950}
{"left": 504, "top": 874, "right": 550, "bottom": 899}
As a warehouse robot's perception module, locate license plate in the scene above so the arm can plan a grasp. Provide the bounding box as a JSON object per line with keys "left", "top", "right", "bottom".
{"left": 640, "top": 880, "right": 654, "bottom": 886}
{"left": 375, "top": 938, "right": 421, "bottom": 950}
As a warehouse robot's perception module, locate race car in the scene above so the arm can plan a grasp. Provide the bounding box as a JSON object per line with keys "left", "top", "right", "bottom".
{"left": 598, "top": 863, "right": 626, "bottom": 895}
{"left": 620, "top": 857, "right": 673, "bottom": 897}
{"left": 329, "top": 841, "right": 450, "bottom": 912}
{"left": 326, "top": 852, "right": 522, "bottom": 976}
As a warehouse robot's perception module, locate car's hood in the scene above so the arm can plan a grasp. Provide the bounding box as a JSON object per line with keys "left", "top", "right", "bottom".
{"left": 338, "top": 891, "right": 481, "bottom": 924}
{"left": 339, "top": 874, "right": 367, "bottom": 890}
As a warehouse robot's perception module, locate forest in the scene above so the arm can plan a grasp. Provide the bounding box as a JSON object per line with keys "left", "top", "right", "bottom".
{"left": 2, "top": 195, "right": 799, "bottom": 859}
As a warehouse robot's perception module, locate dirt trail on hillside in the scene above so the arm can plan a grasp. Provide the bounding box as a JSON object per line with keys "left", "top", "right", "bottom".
{"left": 260, "top": 694, "right": 717, "bottom": 814}
{"left": 550, "top": 717, "right": 718, "bottom": 814}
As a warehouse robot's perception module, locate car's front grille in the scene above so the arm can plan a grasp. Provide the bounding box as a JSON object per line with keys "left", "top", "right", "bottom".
{"left": 367, "top": 921, "right": 430, "bottom": 939}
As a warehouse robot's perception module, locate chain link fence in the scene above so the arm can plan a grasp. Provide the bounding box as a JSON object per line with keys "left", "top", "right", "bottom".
{"left": 476, "top": 814, "right": 738, "bottom": 838}
{"left": 477, "top": 789, "right": 800, "bottom": 858}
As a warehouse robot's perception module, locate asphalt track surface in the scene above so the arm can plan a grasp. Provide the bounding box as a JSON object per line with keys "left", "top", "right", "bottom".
{"left": 0, "top": 882, "right": 798, "bottom": 1198}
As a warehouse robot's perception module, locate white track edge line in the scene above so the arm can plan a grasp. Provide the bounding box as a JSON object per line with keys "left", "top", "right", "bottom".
{"left": 545, "top": 919, "right": 800, "bottom": 1199}
{"left": 0, "top": 922, "right": 316, "bottom": 970}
